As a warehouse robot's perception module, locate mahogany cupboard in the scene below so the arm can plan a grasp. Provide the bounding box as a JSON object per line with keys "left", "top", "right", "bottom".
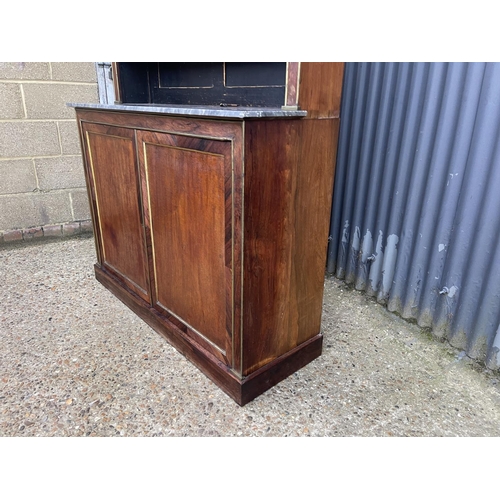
{"left": 71, "top": 62, "right": 344, "bottom": 405}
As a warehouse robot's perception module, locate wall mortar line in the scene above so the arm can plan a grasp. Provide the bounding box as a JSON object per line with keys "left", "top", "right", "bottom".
{"left": 0, "top": 187, "right": 87, "bottom": 199}
{"left": 19, "top": 83, "right": 28, "bottom": 118}
{"left": 56, "top": 121, "right": 63, "bottom": 155}
{"left": 32, "top": 158, "right": 40, "bottom": 190}
{"left": 0, "top": 119, "right": 78, "bottom": 123}
{"left": 0, "top": 155, "right": 82, "bottom": 161}
{"left": 69, "top": 192, "right": 75, "bottom": 220}
{"left": 0, "top": 80, "right": 96, "bottom": 86}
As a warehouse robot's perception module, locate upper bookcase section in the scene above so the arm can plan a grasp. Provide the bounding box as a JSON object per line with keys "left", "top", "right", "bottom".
{"left": 112, "top": 62, "right": 344, "bottom": 118}
{"left": 114, "top": 62, "right": 285, "bottom": 107}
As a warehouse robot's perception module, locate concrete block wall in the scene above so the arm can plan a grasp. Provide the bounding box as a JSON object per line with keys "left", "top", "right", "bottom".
{"left": 0, "top": 62, "right": 98, "bottom": 243}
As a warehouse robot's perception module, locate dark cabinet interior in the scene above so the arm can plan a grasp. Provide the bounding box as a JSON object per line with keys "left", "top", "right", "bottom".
{"left": 115, "top": 62, "right": 287, "bottom": 107}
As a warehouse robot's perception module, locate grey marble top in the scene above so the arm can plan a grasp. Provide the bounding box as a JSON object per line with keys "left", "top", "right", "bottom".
{"left": 67, "top": 102, "right": 308, "bottom": 119}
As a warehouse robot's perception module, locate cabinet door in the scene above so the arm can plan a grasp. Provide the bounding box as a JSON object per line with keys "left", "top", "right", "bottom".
{"left": 137, "top": 130, "right": 233, "bottom": 365}
{"left": 81, "top": 122, "right": 151, "bottom": 304}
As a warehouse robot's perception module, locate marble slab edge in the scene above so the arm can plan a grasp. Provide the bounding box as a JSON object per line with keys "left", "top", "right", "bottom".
{"left": 67, "top": 103, "right": 308, "bottom": 120}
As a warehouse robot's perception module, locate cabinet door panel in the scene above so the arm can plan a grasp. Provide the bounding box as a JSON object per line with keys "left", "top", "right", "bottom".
{"left": 138, "top": 131, "right": 233, "bottom": 364}
{"left": 82, "top": 123, "right": 150, "bottom": 303}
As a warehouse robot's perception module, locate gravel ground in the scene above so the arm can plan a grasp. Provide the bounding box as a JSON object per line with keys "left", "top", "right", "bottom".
{"left": 1, "top": 235, "right": 500, "bottom": 437}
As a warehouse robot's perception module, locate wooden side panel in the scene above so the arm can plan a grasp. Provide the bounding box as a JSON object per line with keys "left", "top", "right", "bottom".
{"left": 138, "top": 131, "right": 233, "bottom": 364}
{"left": 292, "top": 119, "right": 339, "bottom": 345}
{"left": 243, "top": 120, "right": 299, "bottom": 375}
{"left": 82, "top": 123, "right": 150, "bottom": 303}
{"left": 242, "top": 118, "right": 338, "bottom": 375}
{"left": 298, "top": 62, "right": 345, "bottom": 118}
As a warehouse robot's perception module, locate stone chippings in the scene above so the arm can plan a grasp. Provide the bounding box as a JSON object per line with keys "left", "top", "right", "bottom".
{"left": 1, "top": 237, "right": 500, "bottom": 437}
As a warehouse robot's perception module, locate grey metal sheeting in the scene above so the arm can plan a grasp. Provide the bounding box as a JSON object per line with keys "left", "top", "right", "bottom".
{"left": 327, "top": 62, "right": 500, "bottom": 369}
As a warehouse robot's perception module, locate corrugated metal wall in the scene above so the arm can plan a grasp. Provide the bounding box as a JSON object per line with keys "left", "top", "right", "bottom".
{"left": 327, "top": 62, "right": 500, "bottom": 369}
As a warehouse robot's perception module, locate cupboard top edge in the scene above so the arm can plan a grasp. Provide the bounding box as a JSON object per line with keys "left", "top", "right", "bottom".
{"left": 67, "top": 102, "right": 308, "bottom": 120}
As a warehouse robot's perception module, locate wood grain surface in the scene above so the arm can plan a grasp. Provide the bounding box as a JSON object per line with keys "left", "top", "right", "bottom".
{"left": 81, "top": 122, "right": 150, "bottom": 303}
{"left": 298, "top": 62, "right": 345, "bottom": 118}
{"left": 242, "top": 118, "right": 337, "bottom": 375}
{"left": 138, "top": 131, "right": 233, "bottom": 363}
